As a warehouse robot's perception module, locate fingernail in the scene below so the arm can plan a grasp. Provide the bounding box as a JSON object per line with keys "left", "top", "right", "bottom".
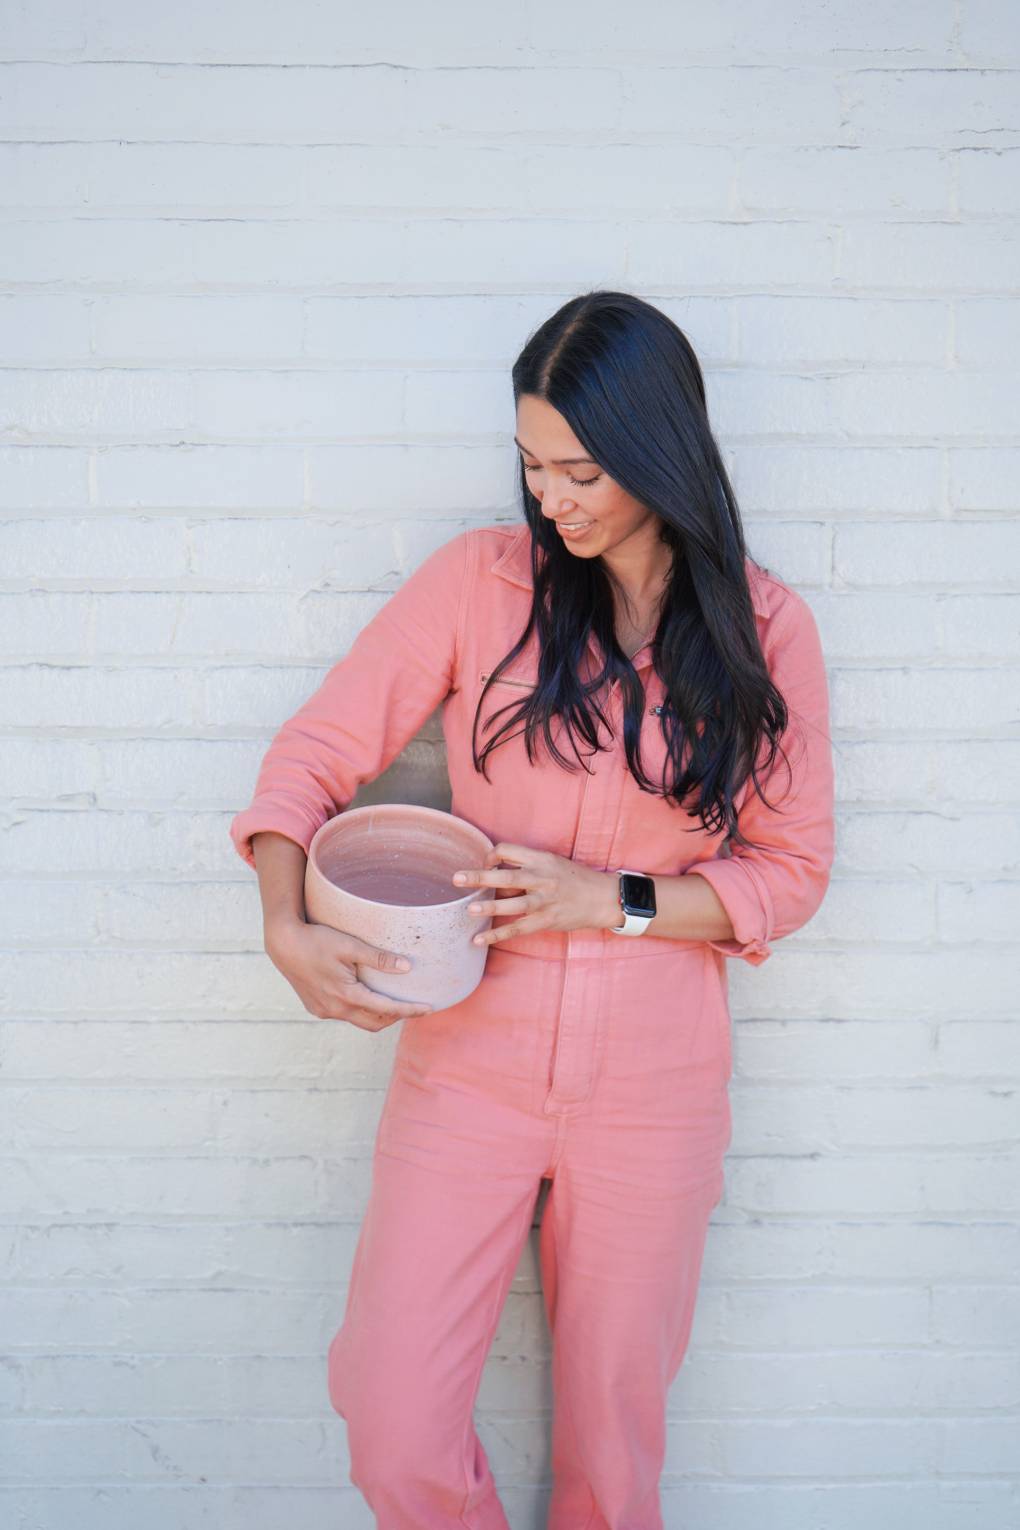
{"left": 396, "top": 957, "right": 411, "bottom": 971}
{"left": 453, "top": 872, "right": 466, "bottom": 884}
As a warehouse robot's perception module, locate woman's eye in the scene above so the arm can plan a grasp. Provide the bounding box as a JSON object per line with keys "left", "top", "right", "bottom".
{"left": 522, "top": 463, "right": 601, "bottom": 488}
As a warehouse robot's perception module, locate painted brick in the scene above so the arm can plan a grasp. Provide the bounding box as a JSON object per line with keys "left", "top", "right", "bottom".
{"left": 1, "top": 6, "right": 1016, "bottom": 1524}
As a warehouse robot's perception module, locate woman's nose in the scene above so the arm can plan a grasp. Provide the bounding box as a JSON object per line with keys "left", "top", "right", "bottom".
{"left": 540, "top": 493, "right": 577, "bottom": 519}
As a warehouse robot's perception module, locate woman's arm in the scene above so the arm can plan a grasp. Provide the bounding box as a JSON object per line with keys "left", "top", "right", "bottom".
{"left": 593, "top": 868, "right": 738, "bottom": 943}
{"left": 249, "top": 829, "right": 309, "bottom": 941}
{"left": 229, "top": 529, "right": 471, "bottom": 871}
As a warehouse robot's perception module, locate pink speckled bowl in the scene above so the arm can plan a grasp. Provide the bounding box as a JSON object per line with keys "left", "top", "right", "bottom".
{"left": 304, "top": 803, "right": 496, "bottom": 1012}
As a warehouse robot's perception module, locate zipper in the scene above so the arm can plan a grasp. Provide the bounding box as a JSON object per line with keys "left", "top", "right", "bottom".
{"left": 479, "top": 670, "right": 534, "bottom": 689}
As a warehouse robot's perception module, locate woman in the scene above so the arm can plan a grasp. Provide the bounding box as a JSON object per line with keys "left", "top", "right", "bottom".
{"left": 229, "top": 290, "right": 836, "bottom": 1528}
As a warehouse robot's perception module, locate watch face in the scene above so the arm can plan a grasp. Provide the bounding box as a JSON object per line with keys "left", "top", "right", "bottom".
{"left": 621, "top": 873, "right": 656, "bottom": 916}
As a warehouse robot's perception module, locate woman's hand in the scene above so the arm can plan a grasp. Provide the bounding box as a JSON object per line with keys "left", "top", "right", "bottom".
{"left": 452, "top": 843, "right": 618, "bottom": 946}
{"left": 264, "top": 918, "right": 434, "bottom": 1031}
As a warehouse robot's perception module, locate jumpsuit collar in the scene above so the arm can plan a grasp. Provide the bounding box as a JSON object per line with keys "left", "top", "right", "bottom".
{"left": 488, "top": 524, "right": 772, "bottom": 673}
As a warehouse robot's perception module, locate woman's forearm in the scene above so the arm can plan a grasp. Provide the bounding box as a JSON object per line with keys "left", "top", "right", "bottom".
{"left": 250, "top": 831, "right": 309, "bottom": 936}
{"left": 594, "top": 867, "right": 736, "bottom": 942}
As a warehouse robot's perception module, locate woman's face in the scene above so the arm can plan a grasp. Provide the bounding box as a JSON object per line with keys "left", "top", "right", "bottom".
{"left": 515, "top": 394, "right": 659, "bottom": 563}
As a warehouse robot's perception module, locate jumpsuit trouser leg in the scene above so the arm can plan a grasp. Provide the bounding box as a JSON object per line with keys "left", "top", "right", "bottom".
{"left": 326, "top": 1070, "right": 553, "bottom": 1527}
{"left": 326, "top": 940, "right": 732, "bottom": 1529}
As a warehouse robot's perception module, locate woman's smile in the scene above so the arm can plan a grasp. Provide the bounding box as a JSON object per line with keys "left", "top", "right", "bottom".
{"left": 555, "top": 518, "right": 596, "bottom": 540}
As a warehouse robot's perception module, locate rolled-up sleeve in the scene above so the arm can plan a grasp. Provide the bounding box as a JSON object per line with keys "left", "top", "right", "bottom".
{"left": 685, "top": 590, "right": 835, "bottom": 966}
{"left": 229, "top": 529, "right": 470, "bottom": 870}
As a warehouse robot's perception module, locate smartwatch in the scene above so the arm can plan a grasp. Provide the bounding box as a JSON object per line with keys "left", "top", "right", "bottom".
{"left": 609, "top": 869, "right": 657, "bottom": 936}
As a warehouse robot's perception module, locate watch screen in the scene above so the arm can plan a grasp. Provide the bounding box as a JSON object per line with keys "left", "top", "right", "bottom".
{"left": 621, "top": 874, "right": 656, "bottom": 915}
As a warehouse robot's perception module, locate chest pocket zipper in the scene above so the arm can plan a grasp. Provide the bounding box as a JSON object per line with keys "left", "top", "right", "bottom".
{"left": 479, "top": 670, "right": 535, "bottom": 689}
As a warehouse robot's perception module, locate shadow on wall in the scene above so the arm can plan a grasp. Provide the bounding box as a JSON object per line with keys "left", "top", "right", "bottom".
{"left": 350, "top": 707, "right": 453, "bottom": 816}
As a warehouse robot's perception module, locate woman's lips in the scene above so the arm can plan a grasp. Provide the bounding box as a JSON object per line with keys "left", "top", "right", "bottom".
{"left": 556, "top": 519, "right": 596, "bottom": 541}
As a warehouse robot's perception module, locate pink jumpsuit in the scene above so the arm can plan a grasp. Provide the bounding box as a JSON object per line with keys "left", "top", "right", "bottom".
{"left": 230, "top": 523, "right": 836, "bottom": 1529}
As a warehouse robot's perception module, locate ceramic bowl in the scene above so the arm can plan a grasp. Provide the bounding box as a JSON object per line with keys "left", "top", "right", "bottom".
{"left": 304, "top": 803, "right": 496, "bottom": 1012}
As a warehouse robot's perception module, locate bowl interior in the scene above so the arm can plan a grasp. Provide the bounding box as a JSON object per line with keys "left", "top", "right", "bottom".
{"left": 311, "top": 807, "right": 489, "bottom": 910}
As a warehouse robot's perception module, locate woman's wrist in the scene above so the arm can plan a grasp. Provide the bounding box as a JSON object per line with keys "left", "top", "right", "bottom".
{"left": 263, "top": 911, "right": 307, "bottom": 955}
{"left": 598, "top": 871, "right": 625, "bottom": 931}
{"left": 251, "top": 832, "right": 311, "bottom": 947}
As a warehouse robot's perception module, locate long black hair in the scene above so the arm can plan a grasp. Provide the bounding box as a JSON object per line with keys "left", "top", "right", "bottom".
{"left": 470, "top": 289, "right": 792, "bottom": 849}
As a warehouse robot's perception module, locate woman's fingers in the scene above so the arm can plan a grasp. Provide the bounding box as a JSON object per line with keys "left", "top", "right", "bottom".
{"left": 467, "top": 894, "right": 529, "bottom": 917}
{"left": 454, "top": 866, "right": 527, "bottom": 890}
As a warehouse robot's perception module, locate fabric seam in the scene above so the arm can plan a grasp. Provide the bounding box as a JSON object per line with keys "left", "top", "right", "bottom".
{"left": 453, "top": 527, "right": 473, "bottom": 687}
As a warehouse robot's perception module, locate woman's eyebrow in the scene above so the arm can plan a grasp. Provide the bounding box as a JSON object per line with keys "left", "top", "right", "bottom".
{"left": 513, "top": 435, "right": 597, "bottom": 465}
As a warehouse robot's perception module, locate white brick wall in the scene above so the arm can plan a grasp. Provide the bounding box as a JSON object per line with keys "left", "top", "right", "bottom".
{"left": 1, "top": 4, "right": 1018, "bottom": 1526}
